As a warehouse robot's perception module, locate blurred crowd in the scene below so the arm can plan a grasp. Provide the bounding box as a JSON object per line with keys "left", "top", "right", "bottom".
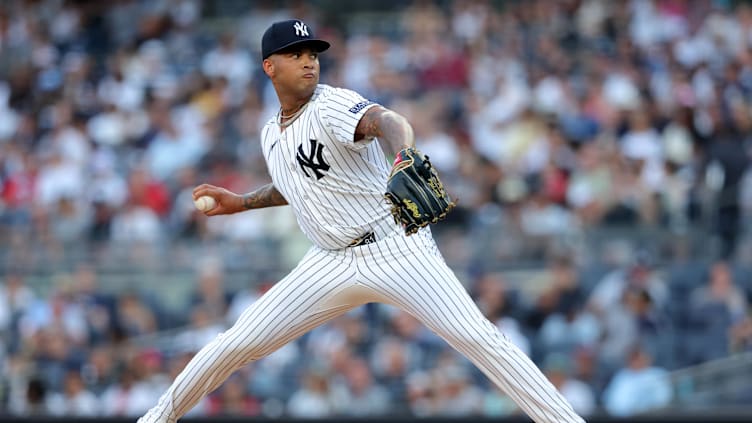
{"left": 2, "top": 0, "right": 752, "bottom": 419}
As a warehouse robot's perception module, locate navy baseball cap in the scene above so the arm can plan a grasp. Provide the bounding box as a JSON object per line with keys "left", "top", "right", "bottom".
{"left": 261, "top": 19, "right": 330, "bottom": 60}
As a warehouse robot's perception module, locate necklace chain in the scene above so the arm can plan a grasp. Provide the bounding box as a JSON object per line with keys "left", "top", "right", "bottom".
{"left": 280, "top": 102, "right": 305, "bottom": 118}
{"left": 277, "top": 102, "right": 309, "bottom": 128}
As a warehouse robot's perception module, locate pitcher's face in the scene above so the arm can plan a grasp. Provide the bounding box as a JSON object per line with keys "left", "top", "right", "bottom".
{"left": 264, "top": 47, "right": 320, "bottom": 96}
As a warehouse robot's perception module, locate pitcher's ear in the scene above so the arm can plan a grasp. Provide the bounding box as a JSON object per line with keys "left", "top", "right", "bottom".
{"left": 263, "top": 58, "right": 274, "bottom": 78}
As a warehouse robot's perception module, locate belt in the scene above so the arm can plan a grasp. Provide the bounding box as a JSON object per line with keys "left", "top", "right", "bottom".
{"left": 348, "top": 231, "right": 376, "bottom": 247}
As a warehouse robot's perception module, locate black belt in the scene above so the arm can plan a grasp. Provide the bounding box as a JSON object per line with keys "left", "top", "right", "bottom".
{"left": 348, "top": 231, "right": 376, "bottom": 247}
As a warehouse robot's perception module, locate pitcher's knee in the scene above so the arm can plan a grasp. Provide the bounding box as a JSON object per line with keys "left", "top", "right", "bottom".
{"left": 441, "top": 319, "right": 509, "bottom": 350}
{"left": 455, "top": 328, "right": 494, "bottom": 347}
{"left": 213, "top": 329, "right": 265, "bottom": 364}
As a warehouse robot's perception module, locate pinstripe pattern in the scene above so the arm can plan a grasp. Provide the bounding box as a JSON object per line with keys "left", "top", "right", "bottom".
{"left": 139, "top": 82, "right": 585, "bottom": 422}
{"left": 355, "top": 230, "right": 584, "bottom": 422}
{"left": 141, "top": 228, "right": 584, "bottom": 423}
{"left": 143, "top": 247, "right": 363, "bottom": 422}
{"left": 261, "top": 84, "right": 393, "bottom": 250}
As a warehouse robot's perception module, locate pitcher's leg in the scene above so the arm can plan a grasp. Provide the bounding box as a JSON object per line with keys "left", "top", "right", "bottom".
{"left": 359, "top": 236, "right": 584, "bottom": 423}
{"left": 140, "top": 249, "right": 359, "bottom": 423}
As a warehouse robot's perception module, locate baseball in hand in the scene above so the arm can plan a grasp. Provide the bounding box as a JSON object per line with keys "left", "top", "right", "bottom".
{"left": 194, "top": 195, "right": 217, "bottom": 212}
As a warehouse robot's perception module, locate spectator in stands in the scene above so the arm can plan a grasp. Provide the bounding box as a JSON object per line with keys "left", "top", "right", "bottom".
{"left": 388, "top": 309, "right": 445, "bottom": 359}
{"left": 565, "top": 141, "right": 614, "bottom": 225}
{"left": 125, "top": 166, "right": 172, "bottom": 218}
{"left": 687, "top": 260, "right": 749, "bottom": 363}
{"left": 46, "top": 368, "right": 98, "bottom": 416}
{"left": 538, "top": 301, "right": 601, "bottom": 358}
{"left": 54, "top": 188, "right": 91, "bottom": 238}
{"left": 404, "top": 370, "right": 435, "bottom": 416}
{"left": 430, "top": 359, "right": 484, "bottom": 416}
{"left": 109, "top": 197, "right": 162, "bottom": 243}
{"left": 201, "top": 33, "right": 254, "bottom": 97}
{"left": 226, "top": 280, "right": 269, "bottom": 325}
{"left": 618, "top": 109, "right": 665, "bottom": 199}
{"left": 142, "top": 98, "right": 209, "bottom": 183}
{"left": 520, "top": 177, "right": 578, "bottom": 244}
{"left": 100, "top": 365, "right": 154, "bottom": 417}
{"left": 87, "top": 149, "right": 128, "bottom": 208}
{"left": 730, "top": 315, "right": 752, "bottom": 353}
{"left": 130, "top": 348, "right": 170, "bottom": 403}
{"left": 602, "top": 345, "right": 672, "bottom": 417}
{"left": 166, "top": 166, "right": 205, "bottom": 239}
{"left": 19, "top": 282, "right": 89, "bottom": 347}
{"left": 528, "top": 259, "right": 592, "bottom": 357}
{"left": 589, "top": 250, "right": 668, "bottom": 316}
{"left": 188, "top": 256, "right": 232, "bottom": 322}
{"left": 114, "top": 292, "right": 158, "bottom": 339}
{"left": 542, "top": 353, "right": 596, "bottom": 417}
{"left": 70, "top": 263, "right": 116, "bottom": 345}
{"left": 330, "top": 357, "right": 390, "bottom": 417}
{"left": 369, "top": 336, "right": 415, "bottom": 406}
{"left": 81, "top": 345, "right": 117, "bottom": 396}
{"left": 472, "top": 272, "right": 522, "bottom": 318}
{"left": 11, "top": 377, "right": 49, "bottom": 416}
{"left": 246, "top": 341, "right": 301, "bottom": 403}
{"left": 480, "top": 385, "right": 519, "bottom": 418}
{"left": 206, "top": 373, "right": 261, "bottom": 417}
{"left": 0, "top": 146, "right": 36, "bottom": 238}
{"left": 627, "top": 286, "right": 673, "bottom": 366}
{"left": 286, "top": 364, "right": 337, "bottom": 418}
{"left": 410, "top": 99, "right": 461, "bottom": 175}
{"left": 703, "top": 100, "right": 752, "bottom": 259}
{"left": 33, "top": 147, "right": 85, "bottom": 215}
{"left": 0, "top": 272, "right": 36, "bottom": 349}
{"left": 472, "top": 274, "right": 529, "bottom": 355}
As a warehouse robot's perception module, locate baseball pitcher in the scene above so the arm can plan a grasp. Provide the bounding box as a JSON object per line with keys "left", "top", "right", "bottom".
{"left": 139, "top": 19, "right": 584, "bottom": 423}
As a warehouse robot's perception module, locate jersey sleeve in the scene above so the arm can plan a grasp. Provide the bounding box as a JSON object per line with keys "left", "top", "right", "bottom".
{"left": 319, "top": 87, "right": 379, "bottom": 150}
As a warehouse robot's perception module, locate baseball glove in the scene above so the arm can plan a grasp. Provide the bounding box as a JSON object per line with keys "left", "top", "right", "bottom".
{"left": 384, "top": 147, "right": 456, "bottom": 235}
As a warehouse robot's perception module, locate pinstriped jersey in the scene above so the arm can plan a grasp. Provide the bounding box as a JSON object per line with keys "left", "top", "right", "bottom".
{"left": 260, "top": 84, "right": 394, "bottom": 250}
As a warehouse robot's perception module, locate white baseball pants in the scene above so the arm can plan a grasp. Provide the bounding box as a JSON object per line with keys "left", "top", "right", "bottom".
{"left": 139, "top": 228, "right": 584, "bottom": 423}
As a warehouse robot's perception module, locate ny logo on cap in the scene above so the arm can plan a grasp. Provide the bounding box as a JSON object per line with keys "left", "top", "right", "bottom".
{"left": 293, "top": 21, "right": 309, "bottom": 37}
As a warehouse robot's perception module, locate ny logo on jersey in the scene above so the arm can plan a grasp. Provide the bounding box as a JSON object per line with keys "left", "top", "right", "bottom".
{"left": 297, "top": 139, "right": 330, "bottom": 180}
{"left": 293, "top": 21, "right": 309, "bottom": 37}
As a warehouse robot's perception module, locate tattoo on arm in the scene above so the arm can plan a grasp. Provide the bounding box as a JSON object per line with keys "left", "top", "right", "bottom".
{"left": 355, "top": 106, "right": 415, "bottom": 156}
{"left": 241, "top": 183, "right": 288, "bottom": 210}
